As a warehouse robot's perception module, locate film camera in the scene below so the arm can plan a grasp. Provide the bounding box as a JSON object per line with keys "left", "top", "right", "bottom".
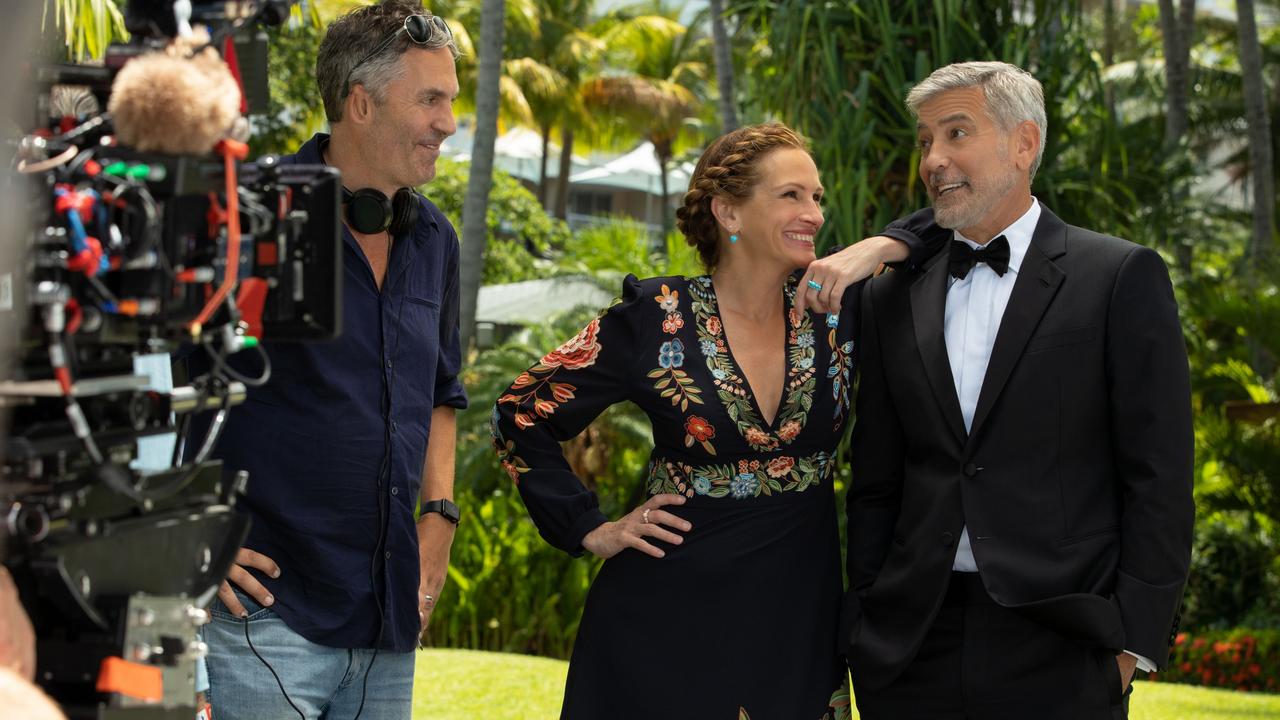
{"left": 0, "top": 1, "right": 342, "bottom": 717}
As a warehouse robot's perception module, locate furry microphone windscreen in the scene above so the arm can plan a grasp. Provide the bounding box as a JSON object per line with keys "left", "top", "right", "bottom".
{"left": 107, "top": 31, "right": 243, "bottom": 155}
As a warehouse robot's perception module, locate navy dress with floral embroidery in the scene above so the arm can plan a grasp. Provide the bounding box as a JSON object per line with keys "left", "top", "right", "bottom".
{"left": 493, "top": 271, "right": 862, "bottom": 720}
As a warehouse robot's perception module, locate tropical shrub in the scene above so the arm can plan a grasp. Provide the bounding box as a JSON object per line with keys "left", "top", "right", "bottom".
{"left": 1152, "top": 629, "right": 1280, "bottom": 693}
{"left": 426, "top": 158, "right": 572, "bottom": 284}
{"left": 427, "top": 307, "right": 654, "bottom": 658}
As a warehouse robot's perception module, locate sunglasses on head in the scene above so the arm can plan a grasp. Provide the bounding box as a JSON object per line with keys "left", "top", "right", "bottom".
{"left": 343, "top": 14, "right": 453, "bottom": 98}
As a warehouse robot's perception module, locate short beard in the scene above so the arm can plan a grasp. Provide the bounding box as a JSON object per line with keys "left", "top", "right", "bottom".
{"left": 932, "top": 167, "right": 1020, "bottom": 230}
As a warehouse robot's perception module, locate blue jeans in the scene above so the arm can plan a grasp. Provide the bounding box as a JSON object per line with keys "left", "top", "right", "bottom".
{"left": 203, "top": 588, "right": 414, "bottom": 720}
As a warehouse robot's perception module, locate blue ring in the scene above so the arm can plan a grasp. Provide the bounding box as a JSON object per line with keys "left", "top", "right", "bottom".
{"left": 807, "top": 280, "right": 823, "bottom": 291}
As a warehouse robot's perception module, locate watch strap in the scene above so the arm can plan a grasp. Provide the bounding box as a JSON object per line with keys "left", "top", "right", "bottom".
{"left": 420, "top": 498, "right": 460, "bottom": 524}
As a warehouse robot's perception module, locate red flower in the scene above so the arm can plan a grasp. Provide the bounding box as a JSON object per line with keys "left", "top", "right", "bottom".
{"left": 777, "top": 420, "right": 802, "bottom": 441}
{"left": 685, "top": 416, "right": 716, "bottom": 442}
{"left": 541, "top": 318, "right": 603, "bottom": 370}
{"left": 744, "top": 427, "right": 776, "bottom": 449}
{"left": 663, "top": 312, "right": 684, "bottom": 334}
{"left": 766, "top": 456, "right": 795, "bottom": 478}
{"left": 706, "top": 316, "right": 722, "bottom": 335}
{"left": 501, "top": 460, "right": 521, "bottom": 483}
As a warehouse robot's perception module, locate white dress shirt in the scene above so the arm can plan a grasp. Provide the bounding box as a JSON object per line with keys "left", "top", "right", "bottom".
{"left": 945, "top": 199, "right": 1040, "bottom": 572}
{"left": 942, "top": 198, "right": 1154, "bottom": 672}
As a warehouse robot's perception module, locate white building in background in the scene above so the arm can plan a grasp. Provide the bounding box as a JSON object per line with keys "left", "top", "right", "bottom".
{"left": 441, "top": 121, "right": 690, "bottom": 237}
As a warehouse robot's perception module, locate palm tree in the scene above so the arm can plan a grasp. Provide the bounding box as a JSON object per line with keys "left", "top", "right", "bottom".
{"left": 1235, "top": 0, "right": 1275, "bottom": 267}
{"left": 584, "top": 9, "right": 711, "bottom": 233}
{"left": 1157, "top": 0, "right": 1197, "bottom": 149}
{"left": 501, "top": 0, "right": 602, "bottom": 211}
{"left": 707, "top": 0, "right": 738, "bottom": 133}
{"left": 425, "top": 0, "right": 538, "bottom": 130}
{"left": 458, "top": 0, "right": 507, "bottom": 353}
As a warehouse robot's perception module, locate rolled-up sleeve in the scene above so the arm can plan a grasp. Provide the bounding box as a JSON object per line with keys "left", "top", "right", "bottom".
{"left": 434, "top": 229, "right": 468, "bottom": 410}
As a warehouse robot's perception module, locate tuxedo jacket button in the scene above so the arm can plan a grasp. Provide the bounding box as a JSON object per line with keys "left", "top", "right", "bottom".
{"left": 941, "top": 531, "right": 954, "bottom": 546}
{"left": 962, "top": 462, "right": 978, "bottom": 477}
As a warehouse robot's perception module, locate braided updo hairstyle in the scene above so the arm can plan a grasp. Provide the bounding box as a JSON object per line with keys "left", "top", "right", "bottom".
{"left": 675, "top": 122, "right": 811, "bottom": 272}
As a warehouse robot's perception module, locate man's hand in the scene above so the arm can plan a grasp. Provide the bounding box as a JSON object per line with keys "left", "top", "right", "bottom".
{"left": 796, "top": 235, "right": 909, "bottom": 317}
{"left": 1116, "top": 653, "right": 1138, "bottom": 693}
{"left": 217, "top": 548, "right": 280, "bottom": 619}
{"left": 0, "top": 566, "right": 35, "bottom": 681}
{"left": 416, "top": 513, "right": 456, "bottom": 637}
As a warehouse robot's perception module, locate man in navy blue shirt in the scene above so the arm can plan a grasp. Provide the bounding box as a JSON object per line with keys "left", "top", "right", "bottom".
{"left": 198, "top": 2, "right": 467, "bottom": 717}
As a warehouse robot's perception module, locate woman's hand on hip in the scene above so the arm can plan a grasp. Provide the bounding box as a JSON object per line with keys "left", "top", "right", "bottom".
{"left": 581, "top": 494, "right": 693, "bottom": 560}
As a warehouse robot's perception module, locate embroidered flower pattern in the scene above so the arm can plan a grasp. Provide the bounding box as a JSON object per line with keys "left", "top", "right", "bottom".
{"left": 496, "top": 316, "right": 602, "bottom": 429}
{"left": 688, "top": 276, "right": 817, "bottom": 452}
{"left": 658, "top": 339, "right": 685, "bottom": 369}
{"left": 540, "top": 317, "right": 603, "bottom": 370}
{"left": 490, "top": 409, "right": 530, "bottom": 484}
{"left": 647, "top": 451, "right": 834, "bottom": 499}
{"left": 684, "top": 415, "right": 717, "bottom": 455}
{"left": 827, "top": 321, "right": 855, "bottom": 430}
{"left": 766, "top": 456, "right": 795, "bottom": 478}
{"left": 656, "top": 284, "right": 684, "bottom": 335}
{"left": 648, "top": 295, "right": 703, "bottom": 411}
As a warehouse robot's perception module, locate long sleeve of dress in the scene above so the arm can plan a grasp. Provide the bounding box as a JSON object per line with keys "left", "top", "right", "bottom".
{"left": 491, "top": 275, "right": 651, "bottom": 556}
{"left": 878, "top": 206, "right": 948, "bottom": 269}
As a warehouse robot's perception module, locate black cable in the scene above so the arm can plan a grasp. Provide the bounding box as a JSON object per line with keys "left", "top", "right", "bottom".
{"left": 353, "top": 235, "right": 407, "bottom": 720}
{"left": 353, "top": 649, "right": 377, "bottom": 720}
{"left": 243, "top": 618, "right": 305, "bottom": 720}
{"left": 202, "top": 337, "right": 272, "bottom": 387}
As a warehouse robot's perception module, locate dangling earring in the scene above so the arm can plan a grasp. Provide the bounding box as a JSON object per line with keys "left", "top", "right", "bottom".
{"left": 729, "top": 232, "right": 739, "bottom": 244}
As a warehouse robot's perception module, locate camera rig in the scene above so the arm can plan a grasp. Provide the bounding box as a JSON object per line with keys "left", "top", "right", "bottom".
{"left": 1, "top": 2, "right": 341, "bottom": 717}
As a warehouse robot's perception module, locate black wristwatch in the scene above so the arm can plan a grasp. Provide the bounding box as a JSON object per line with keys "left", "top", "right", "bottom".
{"left": 420, "top": 499, "right": 461, "bottom": 525}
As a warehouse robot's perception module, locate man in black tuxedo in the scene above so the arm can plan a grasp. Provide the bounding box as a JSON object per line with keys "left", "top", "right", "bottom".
{"left": 843, "top": 61, "right": 1194, "bottom": 719}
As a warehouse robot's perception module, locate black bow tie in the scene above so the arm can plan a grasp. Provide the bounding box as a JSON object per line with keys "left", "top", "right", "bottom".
{"left": 949, "top": 236, "right": 1010, "bottom": 279}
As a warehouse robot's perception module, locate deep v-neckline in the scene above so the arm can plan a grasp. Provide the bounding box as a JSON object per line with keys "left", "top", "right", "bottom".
{"left": 688, "top": 276, "right": 817, "bottom": 451}
{"left": 710, "top": 279, "right": 790, "bottom": 429}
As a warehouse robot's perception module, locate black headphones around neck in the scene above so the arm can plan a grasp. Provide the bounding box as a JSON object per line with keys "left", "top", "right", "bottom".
{"left": 343, "top": 186, "right": 421, "bottom": 236}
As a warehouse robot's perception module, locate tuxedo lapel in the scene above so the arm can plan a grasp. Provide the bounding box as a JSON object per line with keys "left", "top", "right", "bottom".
{"left": 966, "top": 208, "right": 1068, "bottom": 444}
{"left": 910, "top": 247, "right": 967, "bottom": 445}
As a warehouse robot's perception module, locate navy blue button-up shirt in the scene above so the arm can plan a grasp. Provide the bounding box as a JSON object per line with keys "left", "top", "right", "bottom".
{"left": 192, "top": 134, "right": 467, "bottom": 651}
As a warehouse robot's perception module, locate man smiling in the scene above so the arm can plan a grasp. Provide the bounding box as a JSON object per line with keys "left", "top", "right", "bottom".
{"left": 194, "top": 2, "right": 468, "bottom": 718}
{"left": 843, "top": 61, "right": 1194, "bottom": 719}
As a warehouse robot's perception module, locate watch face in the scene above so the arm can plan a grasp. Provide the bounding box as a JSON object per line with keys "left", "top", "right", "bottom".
{"left": 428, "top": 499, "right": 459, "bottom": 524}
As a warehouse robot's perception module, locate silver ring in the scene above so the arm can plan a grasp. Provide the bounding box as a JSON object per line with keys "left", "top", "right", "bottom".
{"left": 807, "top": 279, "right": 823, "bottom": 291}
{"left": 641, "top": 508, "right": 651, "bottom": 524}
{"left": 422, "top": 593, "right": 435, "bottom": 606}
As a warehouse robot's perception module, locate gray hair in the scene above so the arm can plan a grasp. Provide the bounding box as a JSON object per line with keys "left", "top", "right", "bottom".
{"left": 906, "top": 61, "right": 1047, "bottom": 181}
{"left": 316, "top": 0, "right": 459, "bottom": 123}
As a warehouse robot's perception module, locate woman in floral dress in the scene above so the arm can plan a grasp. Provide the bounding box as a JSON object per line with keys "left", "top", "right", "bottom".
{"left": 491, "top": 123, "right": 942, "bottom": 719}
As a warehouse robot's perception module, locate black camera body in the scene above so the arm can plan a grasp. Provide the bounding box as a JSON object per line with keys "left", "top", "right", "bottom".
{"left": 1, "top": 2, "right": 341, "bottom": 717}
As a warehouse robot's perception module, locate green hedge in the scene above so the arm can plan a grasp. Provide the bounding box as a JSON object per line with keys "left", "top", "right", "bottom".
{"left": 1151, "top": 629, "right": 1280, "bottom": 693}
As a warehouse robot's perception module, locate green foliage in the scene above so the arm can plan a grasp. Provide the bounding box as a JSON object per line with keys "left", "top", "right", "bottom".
{"left": 1182, "top": 511, "right": 1280, "bottom": 631}
{"left": 736, "top": 0, "right": 1111, "bottom": 249}
{"left": 1154, "top": 629, "right": 1280, "bottom": 693}
{"left": 425, "top": 158, "right": 572, "bottom": 284}
{"left": 429, "top": 308, "right": 651, "bottom": 658}
{"left": 46, "top": 0, "right": 127, "bottom": 61}
{"left": 555, "top": 218, "right": 702, "bottom": 279}
{"left": 248, "top": 4, "right": 327, "bottom": 157}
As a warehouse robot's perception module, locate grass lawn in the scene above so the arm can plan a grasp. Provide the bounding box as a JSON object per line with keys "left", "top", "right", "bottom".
{"left": 414, "top": 649, "right": 1280, "bottom": 719}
